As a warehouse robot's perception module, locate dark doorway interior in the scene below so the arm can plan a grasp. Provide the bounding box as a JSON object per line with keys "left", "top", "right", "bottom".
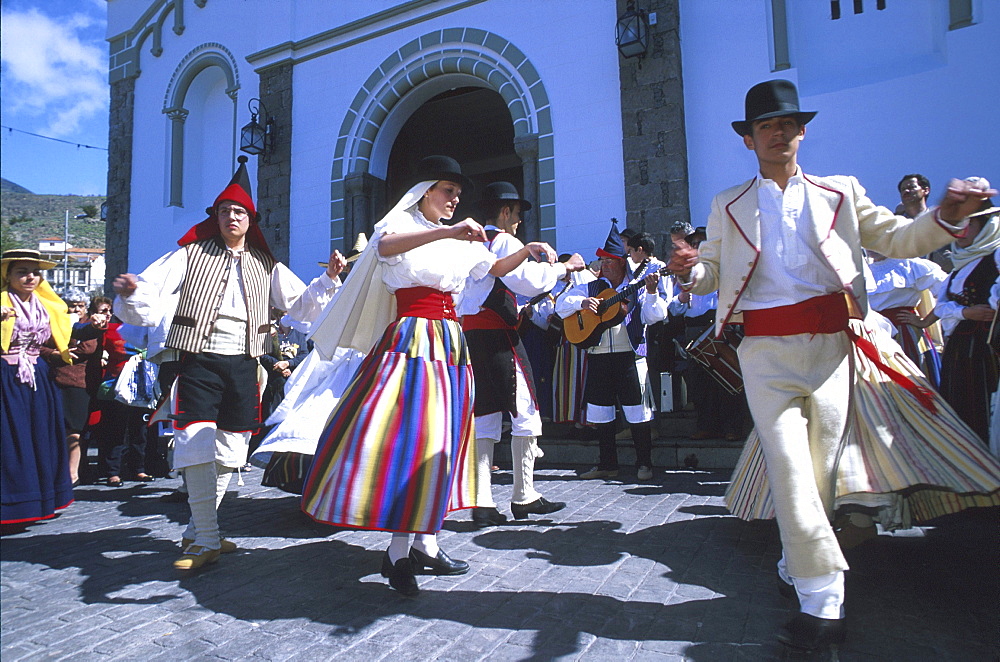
{"left": 386, "top": 86, "right": 523, "bottom": 230}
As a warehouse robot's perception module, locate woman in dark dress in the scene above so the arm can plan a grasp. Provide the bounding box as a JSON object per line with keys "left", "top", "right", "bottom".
{"left": 1, "top": 249, "right": 75, "bottom": 526}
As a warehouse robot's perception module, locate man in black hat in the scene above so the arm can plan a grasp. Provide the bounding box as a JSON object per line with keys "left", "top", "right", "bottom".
{"left": 113, "top": 157, "right": 347, "bottom": 571}
{"left": 458, "top": 181, "right": 586, "bottom": 526}
{"left": 668, "top": 78, "right": 995, "bottom": 651}
{"left": 557, "top": 219, "right": 667, "bottom": 482}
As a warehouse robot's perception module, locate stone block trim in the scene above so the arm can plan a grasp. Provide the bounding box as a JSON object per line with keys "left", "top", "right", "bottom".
{"left": 108, "top": 0, "right": 205, "bottom": 83}
{"left": 329, "top": 28, "right": 554, "bottom": 254}
{"left": 617, "top": 0, "right": 690, "bottom": 253}
{"left": 105, "top": 77, "right": 135, "bottom": 292}
{"left": 256, "top": 62, "right": 294, "bottom": 265}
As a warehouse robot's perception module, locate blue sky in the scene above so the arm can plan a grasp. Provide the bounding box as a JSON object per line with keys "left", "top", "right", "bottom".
{"left": 1, "top": 0, "right": 109, "bottom": 196}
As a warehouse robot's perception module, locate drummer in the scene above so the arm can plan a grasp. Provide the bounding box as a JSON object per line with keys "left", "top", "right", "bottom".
{"left": 556, "top": 219, "right": 668, "bottom": 482}
{"left": 668, "top": 228, "right": 731, "bottom": 440}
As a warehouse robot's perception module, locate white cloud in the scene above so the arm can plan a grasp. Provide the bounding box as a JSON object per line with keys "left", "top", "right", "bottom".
{"left": 0, "top": 7, "right": 108, "bottom": 138}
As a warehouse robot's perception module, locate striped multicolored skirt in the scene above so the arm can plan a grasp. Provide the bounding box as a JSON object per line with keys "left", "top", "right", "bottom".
{"left": 301, "top": 316, "right": 477, "bottom": 533}
{"left": 726, "top": 320, "right": 1000, "bottom": 529}
{"left": 552, "top": 338, "right": 588, "bottom": 424}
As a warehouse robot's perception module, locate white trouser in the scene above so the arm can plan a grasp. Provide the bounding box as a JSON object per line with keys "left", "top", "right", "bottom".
{"left": 778, "top": 553, "right": 845, "bottom": 619}
{"left": 182, "top": 461, "right": 233, "bottom": 550}
{"left": 740, "top": 333, "right": 851, "bottom": 580}
{"left": 172, "top": 422, "right": 251, "bottom": 470}
{"left": 585, "top": 355, "right": 655, "bottom": 424}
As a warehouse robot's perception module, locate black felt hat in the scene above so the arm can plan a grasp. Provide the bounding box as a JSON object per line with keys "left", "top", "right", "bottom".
{"left": 414, "top": 155, "right": 475, "bottom": 193}
{"left": 479, "top": 181, "right": 531, "bottom": 212}
{"left": 731, "top": 79, "right": 817, "bottom": 136}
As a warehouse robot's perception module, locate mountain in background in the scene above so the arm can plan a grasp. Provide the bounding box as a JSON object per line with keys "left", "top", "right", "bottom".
{"left": 1, "top": 177, "right": 34, "bottom": 194}
{"left": 1, "top": 178, "right": 106, "bottom": 251}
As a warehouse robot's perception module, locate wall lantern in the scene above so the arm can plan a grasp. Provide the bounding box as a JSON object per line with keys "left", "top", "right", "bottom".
{"left": 616, "top": 0, "right": 649, "bottom": 59}
{"left": 240, "top": 98, "right": 273, "bottom": 156}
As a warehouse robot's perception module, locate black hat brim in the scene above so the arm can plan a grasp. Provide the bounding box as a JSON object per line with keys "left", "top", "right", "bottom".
{"left": 732, "top": 110, "right": 817, "bottom": 136}
{"left": 420, "top": 172, "right": 476, "bottom": 195}
{"left": 478, "top": 197, "right": 532, "bottom": 213}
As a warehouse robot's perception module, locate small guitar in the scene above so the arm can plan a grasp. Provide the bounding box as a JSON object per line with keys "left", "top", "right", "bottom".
{"left": 564, "top": 261, "right": 669, "bottom": 348}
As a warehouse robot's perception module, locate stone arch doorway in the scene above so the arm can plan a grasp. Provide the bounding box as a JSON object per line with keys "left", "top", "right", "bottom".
{"left": 386, "top": 86, "right": 523, "bottom": 229}
{"left": 329, "top": 28, "right": 554, "bottom": 255}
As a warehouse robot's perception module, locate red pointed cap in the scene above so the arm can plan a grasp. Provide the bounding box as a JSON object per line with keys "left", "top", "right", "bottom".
{"left": 177, "top": 156, "right": 274, "bottom": 259}
{"left": 212, "top": 155, "right": 256, "bottom": 217}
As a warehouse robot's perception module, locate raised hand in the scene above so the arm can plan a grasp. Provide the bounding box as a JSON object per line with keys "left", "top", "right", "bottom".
{"left": 113, "top": 273, "right": 138, "bottom": 297}
{"left": 451, "top": 218, "right": 488, "bottom": 242}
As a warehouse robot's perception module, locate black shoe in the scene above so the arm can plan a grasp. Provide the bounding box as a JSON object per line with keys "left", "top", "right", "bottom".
{"left": 408, "top": 547, "right": 469, "bottom": 576}
{"left": 472, "top": 507, "right": 508, "bottom": 528}
{"left": 777, "top": 613, "right": 846, "bottom": 651}
{"left": 777, "top": 573, "right": 797, "bottom": 601}
{"left": 380, "top": 553, "right": 419, "bottom": 596}
{"left": 510, "top": 496, "right": 566, "bottom": 520}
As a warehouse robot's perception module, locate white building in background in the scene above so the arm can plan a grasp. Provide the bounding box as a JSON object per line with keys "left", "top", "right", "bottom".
{"left": 104, "top": 0, "right": 999, "bottom": 282}
{"left": 38, "top": 238, "right": 107, "bottom": 295}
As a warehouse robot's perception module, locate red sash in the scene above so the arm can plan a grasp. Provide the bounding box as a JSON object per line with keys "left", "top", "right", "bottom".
{"left": 743, "top": 293, "right": 936, "bottom": 412}
{"left": 462, "top": 308, "right": 513, "bottom": 331}
{"left": 394, "top": 287, "right": 457, "bottom": 321}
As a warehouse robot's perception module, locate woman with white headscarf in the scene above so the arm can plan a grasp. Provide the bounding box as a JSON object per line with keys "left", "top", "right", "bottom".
{"left": 934, "top": 177, "right": 1000, "bottom": 443}
{"left": 301, "top": 156, "right": 556, "bottom": 596}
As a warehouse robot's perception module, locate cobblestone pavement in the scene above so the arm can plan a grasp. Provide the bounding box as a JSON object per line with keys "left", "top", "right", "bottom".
{"left": 2, "top": 465, "right": 997, "bottom": 661}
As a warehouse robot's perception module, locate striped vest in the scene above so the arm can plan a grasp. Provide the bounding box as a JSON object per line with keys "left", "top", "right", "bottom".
{"left": 165, "top": 238, "right": 277, "bottom": 357}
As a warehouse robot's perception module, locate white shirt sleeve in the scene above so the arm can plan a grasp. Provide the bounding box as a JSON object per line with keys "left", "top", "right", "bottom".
{"left": 556, "top": 282, "right": 590, "bottom": 318}
{"left": 639, "top": 287, "right": 668, "bottom": 325}
{"left": 113, "top": 248, "right": 187, "bottom": 327}
{"left": 271, "top": 263, "right": 341, "bottom": 327}
{"left": 492, "top": 233, "right": 565, "bottom": 297}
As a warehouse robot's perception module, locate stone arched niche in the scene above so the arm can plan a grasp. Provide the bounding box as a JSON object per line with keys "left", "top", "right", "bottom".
{"left": 329, "top": 28, "right": 554, "bottom": 253}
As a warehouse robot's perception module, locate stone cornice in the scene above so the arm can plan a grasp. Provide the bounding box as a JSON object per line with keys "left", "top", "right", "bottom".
{"left": 245, "top": 0, "right": 487, "bottom": 71}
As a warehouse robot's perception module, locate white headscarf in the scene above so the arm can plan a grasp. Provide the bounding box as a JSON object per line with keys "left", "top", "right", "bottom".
{"left": 950, "top": 212, "right": 1000, "bottom": 272}
{"left": 307, "top": 181, "right": 436, "bottom": 358}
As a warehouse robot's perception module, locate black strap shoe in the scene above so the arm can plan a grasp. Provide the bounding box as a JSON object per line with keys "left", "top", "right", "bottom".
{"left": 472, "top": 507, "right": 508, "bottom": 528}
{"left": 777, "top": 613, "right": 846, "bottom": 651}
{"left": 381, "top": 553, "right": 419, "bottom": 596}
{"left": 510, "top": 496, "right": 566, "bottom": 520}
{"left": 408, "top": 547, "right": 470, "bottom": 576}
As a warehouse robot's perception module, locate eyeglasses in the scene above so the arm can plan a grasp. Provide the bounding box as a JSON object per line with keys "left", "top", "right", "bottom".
{"left": 218, "top": 205, "right": 249, "bottom": 219}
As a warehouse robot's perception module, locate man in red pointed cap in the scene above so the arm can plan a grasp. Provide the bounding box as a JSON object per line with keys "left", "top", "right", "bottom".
{"left": 113, "top": 156, "right": 347, "bottom": 571}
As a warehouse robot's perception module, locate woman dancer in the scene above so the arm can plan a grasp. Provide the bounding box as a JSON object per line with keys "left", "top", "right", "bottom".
{"left": 934, "top": 181, "right": 999, "bottom": 443}
{"left": 302, "top": 156, "right": 556, "bottom": 596}
{"left": 1, "top": 249, "right": 75, "bottom": 527}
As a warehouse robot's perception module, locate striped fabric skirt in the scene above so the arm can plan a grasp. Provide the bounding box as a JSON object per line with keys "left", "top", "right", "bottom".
{"left": 726, "top": 320, "right": 1000, "bottom": 529}
{"left": 552, "top": 338, "right": 588, "bottom": 424}
{"left": 301, "top": 316, "right": 477, "bottom": 533}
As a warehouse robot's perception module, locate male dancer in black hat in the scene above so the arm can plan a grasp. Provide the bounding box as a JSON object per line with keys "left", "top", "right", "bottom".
{"left": 668, "top": 79, "right": 993, "bottom": 651}
{"left": 113, "top": 157, "right": 346, "bottom": 570}
{"left": 459, "top": 181, "right": 585, "bottom": 526}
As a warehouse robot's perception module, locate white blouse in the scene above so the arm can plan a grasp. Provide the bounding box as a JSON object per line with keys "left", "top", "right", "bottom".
{"left": 374, "top": 207, "right": 495, "bottom": 297}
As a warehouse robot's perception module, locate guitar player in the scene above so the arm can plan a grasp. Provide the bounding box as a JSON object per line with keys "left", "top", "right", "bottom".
{"left": 556, "top": 220, "right": 668, "bottom": 481}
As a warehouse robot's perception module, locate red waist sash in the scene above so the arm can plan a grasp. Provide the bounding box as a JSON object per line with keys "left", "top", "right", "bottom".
{"left": 743, "top": 293, "right": 936, "bottom": 412}
{"left": 462, "top": 308, "right": 513, "bottom": 331}
{"left": 394, "top": 287, "right": 457, "bottom": 321}
{"left": 742, "top": 293, "right": 849, "bottom": 337}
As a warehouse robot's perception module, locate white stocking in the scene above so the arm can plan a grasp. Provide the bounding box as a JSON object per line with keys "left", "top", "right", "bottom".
{"left": 474, "top": 438, "right": 497, "bottom": 508}
{"left": 387, "top": 533, "right": 411, "bottom": 563}
{"left": 511, "top": 436, "right": 543, "bottom": 505}
{"left": 412, "top": 533, "right": 439, "bottom": 558}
